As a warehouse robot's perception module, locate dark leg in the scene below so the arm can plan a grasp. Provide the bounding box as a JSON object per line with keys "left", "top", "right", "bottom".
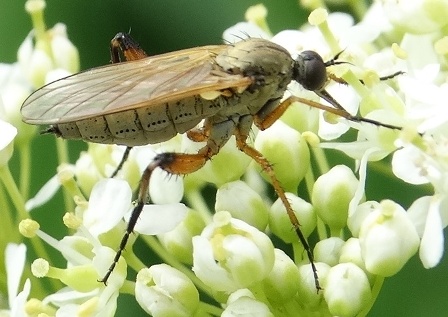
{"left": 110, "top": 146, "right": 132, "bottom": 178}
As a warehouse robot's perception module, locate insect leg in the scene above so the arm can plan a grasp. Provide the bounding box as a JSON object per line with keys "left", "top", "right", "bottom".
{"left": 255, "top": 94, "right": 402, "bottom": 131}
{"left": 100, "top": 119, "right": 233, "bottom": 284}
{"left": 328, "top": 71, "right": 404, "bottom": 85}
{"left": 110, "top": 146, "right": 132, "bottom": 178}
{"left": 235, "top": 116, "right": 321, "bottom": 291}
{"left": 99, "top": 150, "right": 214, "bottom": 284}
{"left": 186, "top": 120, "right": 212, "bottom": 142}
{"left": 311, "top": 91, "right": 403, "bottom": 130}
{"left": 104, "top": 33, "right": 146, "bottom": 179}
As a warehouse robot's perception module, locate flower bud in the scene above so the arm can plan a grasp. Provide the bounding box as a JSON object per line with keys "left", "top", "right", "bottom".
{"left": 280, "top": 99, "right": 319, "bottom": 133}
{"left": 50, "top": 23, "right": 79, "bottom": 74}
{"left": 339, "top": 238, "right": 366, "bottom": 271}
{"left": 314, "top": 237, "right": 345, "bottom": 266}
{"left": 255, "top": 121, "right": 310, "bottom": 192}
{"left": 185, "top": 136, "right": 251, "bottom": 187}
{"left": 75, "top": 150, "right": 102, "bottom": 197}
{"left": 312, "top": 165, "right": 359, "bottom": 231}
{"left": 359, "top": 200, "right": 419, "bottom": 276}
{"left": 339, "top": 238, "right": 375, "bottom": 284}
{"left": 157, "top": 209, "right": 206, "bottom": 265}
{"left": 296, "top": 262, "right": 330, "bottom": 309}
{"left": 262, "top": 249, "right": 300, "bottom": 304}
{"left": 347, "top": 201, "right": 380, "bottom": 237}
{"left": 324, "top": 263, "right": 372, "bottom": 317}
{"left": 222, "top": 289, "right": 274, "bottom": 317}
{"left": 269, "top": 193, "right": 316, "bottom": 243}
{"left": 215, "top": 180, "right": 269, "bottom": 231}
{"left": 192, "top": 211, "right": 275, "bottom": 292}
{"left": 135, "top": 264, "right": 199, "bottom": 317}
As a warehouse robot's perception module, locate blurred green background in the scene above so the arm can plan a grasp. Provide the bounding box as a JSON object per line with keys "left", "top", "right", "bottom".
{"left": 1, "top": 0, "right": 447, "bottom": 316}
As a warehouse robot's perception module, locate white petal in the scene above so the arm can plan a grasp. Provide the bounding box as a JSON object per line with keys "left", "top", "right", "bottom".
{"left": 349, "top": 147, "right": 378, "bottom": 217}
{"left": 149, "top": 169, "right": 184, "bottom": 204}
{"left": 83, "top": 179, "right": 132, "bottom": 236}
{"left": 43, "top": 287, "right": 98, "bottom": 307}
{"left": 392, "top": 146, "right": 429, "bottom": 185}
{"left": 321, "top": 141, "right": 387, "bottom": 161}
{"left": 10, "top": 279, "right": 30, "bottom": 317}
{"left": 419, "top": 197, "right": 444, "bottom": 268}
{"left": 131, "top": 203, "right": 188, "bottom": 235}
{"left": 0, "top": 120, "right": 17, "bottom": 150}
{"left": 17, "top": 31, "right": 33, "bottom": 69}
{"left": 25, "top": 174, "right": 61, "bottom": 211}
{"left": 192, "top": 236, "right": 237, "bottom": 292}
{"left": 407, "top": 196, "right": 432, "bottom": 237}
{"left": 6, "top": 243, "right": 26, "bottom": 305}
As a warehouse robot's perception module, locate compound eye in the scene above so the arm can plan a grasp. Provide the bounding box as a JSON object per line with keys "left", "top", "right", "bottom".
{"left": 294, "top": 50, "right": 327, "bottom": 91}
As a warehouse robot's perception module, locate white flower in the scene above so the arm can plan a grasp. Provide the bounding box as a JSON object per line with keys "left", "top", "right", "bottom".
{"left": 359, "top": 200, "right": 420, "bottom": 276}
{"left": 192, "top": 211, "right": 275, "bottom": 293}
{"left": 254, "top": 120, "right": 310, "bottom": 192}
{"left": 312, "top": 165, "right": 359, "bottom": 230}
{"left": 269, "top": 193, "right": 316, "bottom": 244}
{"left": 135, "top": 264, "right": 199, "bottom": 317}
{"left": 222, "top": 289, "right": 274, "bottom": 317}
{"left": 408, "top": 195, "right": 447, "bottom": 269}
{"left": 215, "top": 180, "right": 269, "bottom": 231}
{"left": 323, "top": 263, "right": 372, "bottom": 317}
{"left": 381, "top": 0, "right": 448, "bottom": 34}
{"left": 262, "top": 249, "right": 300, "bottom": 304}
{"left": 20, "top": 1, "right": 79, "bottom": 88}
{"left": 21, "top": 216, "right": 124, "bottom": 316}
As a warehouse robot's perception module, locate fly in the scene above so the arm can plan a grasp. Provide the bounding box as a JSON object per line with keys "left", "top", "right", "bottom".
{"left": 21, "top": 32, "right": 402, "bottom": 291}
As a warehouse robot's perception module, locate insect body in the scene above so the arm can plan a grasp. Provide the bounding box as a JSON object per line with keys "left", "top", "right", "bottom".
{"left": 22, "top": 39, "right": 296, "bottom": 147}
{"left": 21, "top": 33, "right": 399, "bottom": 290}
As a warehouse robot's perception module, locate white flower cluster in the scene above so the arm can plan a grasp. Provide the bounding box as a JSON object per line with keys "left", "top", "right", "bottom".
{"left": 1, "top": 0, "right": 447, "bottom": 316}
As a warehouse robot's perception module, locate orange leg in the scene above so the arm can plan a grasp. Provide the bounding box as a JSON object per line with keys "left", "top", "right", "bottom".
{"left": 234, "top": 127, "right": 321, "bottom": 291}
{"left": 99, "top": 145, "right": 216, "bottom": 284}
{"left": 186, "top": 120, "right": 212, "bottom": 142}
{"left": 254, "top": 95, "right": 402, "bottom": 131}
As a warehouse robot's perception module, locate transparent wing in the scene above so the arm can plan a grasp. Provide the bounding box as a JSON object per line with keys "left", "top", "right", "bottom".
{"left": 21, "top": 45, "right": 253, "bottom": 124}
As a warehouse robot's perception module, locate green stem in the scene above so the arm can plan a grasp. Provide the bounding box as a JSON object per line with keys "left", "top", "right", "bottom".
{"left": 347, "top": 0, "right": 368, "bottom": 21}
{"left": 292, "top": 241, "right": 305, "bottom": 263}
{"left": 55, "top": 138, "right": 73, "bottom": 211}
{"left": 197, "top": 301, "right": 222, "bottom": 317}
{"left": 19, "top": 143, "right": 31, "bottom": 199}
{"left": 0, "top": 165, "right": 29, "bottom": 223}
{"left": 0, "top": 165, "right": 59, "bottom": 291}
{"left": 316, "top": 18, "right": 341, "bottom": 55}
{"left": 185, "top": 189, "right": 212, "bottom": 223}
{"left": 124, "top": 250, "right": 146, "bottom": 275}
{"left": 120, "top": 280, "right": 136, "bottom": 295}
{"left": 311, "top": 146, "right": 330, "bottom": 175}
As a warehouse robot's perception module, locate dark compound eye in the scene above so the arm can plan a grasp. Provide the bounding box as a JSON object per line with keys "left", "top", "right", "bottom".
{"left": 293, "top": 50, "right": 327, "bottom": 92}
